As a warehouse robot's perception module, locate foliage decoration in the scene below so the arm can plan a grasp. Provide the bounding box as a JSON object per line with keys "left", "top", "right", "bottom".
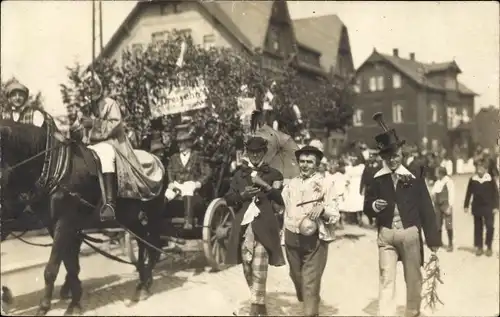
{"left": 422, "top": 253, "right": 444, "bottom": 311}
{"left": 60, "top": 30, "right": 354, "bottom": 160}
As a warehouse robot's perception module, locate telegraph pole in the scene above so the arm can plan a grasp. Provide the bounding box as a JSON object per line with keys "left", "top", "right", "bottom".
{"left": 99, "top": 0, "right": 104, "bottom": 51}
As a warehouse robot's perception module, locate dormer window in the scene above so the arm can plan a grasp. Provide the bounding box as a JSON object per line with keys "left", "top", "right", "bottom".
{"left": 445, "top": 75, "right": 457, "bottom": 90}
{"left": 267, "top": 25, "right": 280, "bottom": 53}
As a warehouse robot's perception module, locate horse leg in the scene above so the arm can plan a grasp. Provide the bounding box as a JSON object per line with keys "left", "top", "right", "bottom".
{"left": 62, "top": 237, "right": 83, "bottom": 316}
{"left": 131, "top": 235, "right": 148, "bottom": 302}
{"left": 37, "top": 218, "right": 73, "bottom": 316}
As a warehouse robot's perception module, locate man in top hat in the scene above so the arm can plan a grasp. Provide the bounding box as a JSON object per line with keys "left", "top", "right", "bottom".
{"left": 70, "top": 71, "right": 160, "bottom": 221}
{"left": 282, "top": 145, "right": 340, "bottom": 317}
{"left": 363, "top": 114, "right": 440, "bottom": 317}
{"left": 2, "top": 79, "right": 45, "bottom": 127}
{"left": 165, "top": 122, "right": 211, "bottom": 230}
{"left": 224, "top": 136, "right": 285, "bottom": 316}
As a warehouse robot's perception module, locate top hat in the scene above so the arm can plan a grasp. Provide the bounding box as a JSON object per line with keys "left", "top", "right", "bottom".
{"left": 6, "top": 80, "right": 29, "bottom": 97}
{"left": 295, "top": 145, "right": 324, "bottom": 162}
{"left": 374, "top": 129, "right": 405, "bottom": 154}
{"left": 175, "top": 123, "right": 194, "bottom": 142}
{"left": 245, "top": 136, "right": 268, "bottom": 152}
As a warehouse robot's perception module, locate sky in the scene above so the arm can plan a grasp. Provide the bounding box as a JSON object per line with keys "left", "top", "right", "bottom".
{"left": 1, "top": 1, "right": 498, "bottom": 116}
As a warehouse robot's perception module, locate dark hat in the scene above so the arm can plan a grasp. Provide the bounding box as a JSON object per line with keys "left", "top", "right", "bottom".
{"left": 374, "top": 129, "right": 405, "bottom": 154}
{"left": 295, "top": 145, "right": 324, "bottom": 162}
{"left": 175, "top": 123, "right": 194, "bottom": 142}
{"left": 6, "top": 80, "right": 29, "bottom": 97}
{"left": 245, "top": 136, "right": 268, "bottom": 152}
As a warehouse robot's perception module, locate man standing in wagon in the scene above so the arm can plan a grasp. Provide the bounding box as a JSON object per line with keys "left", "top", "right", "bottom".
{"left": 282, "top": 145, "right": 341, "bottom": 317}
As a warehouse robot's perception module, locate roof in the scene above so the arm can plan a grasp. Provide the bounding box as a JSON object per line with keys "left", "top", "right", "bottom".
{"left": 360, "top": 51, "right": 477, "bottom": 96}
{"left": 100, "top": 0, "right": 275, "bottom": 59}
{"left": 292, "top": 14, "right": 345, "bottom": 72}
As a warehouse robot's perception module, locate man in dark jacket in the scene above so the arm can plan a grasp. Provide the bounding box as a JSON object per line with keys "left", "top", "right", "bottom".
{"left": 363, "top": 114, "right": 440, "bottom": 317}
{"left": 225, "top": 136, "right": 285, "bottom": 316}
{"left": 165, "top": 123, "right": 211, "bottom": 230}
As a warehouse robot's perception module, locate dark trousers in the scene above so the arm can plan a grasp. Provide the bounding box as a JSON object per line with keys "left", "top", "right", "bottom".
{"left": 435, "top": 205, "right": 453, "bottom": 246}
{"left": 284, "top": 229, "right": 328, "bottom": 316}
{"left": 473, "top": 212, "right": 495, "bottom": 249}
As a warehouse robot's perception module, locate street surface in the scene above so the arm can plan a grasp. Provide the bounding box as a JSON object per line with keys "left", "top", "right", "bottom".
{"left": 1, "top": 175, "right": 499, "bottom": 316}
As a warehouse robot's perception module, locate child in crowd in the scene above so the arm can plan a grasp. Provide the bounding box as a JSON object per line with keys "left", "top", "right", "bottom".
{"left": 464, "top": 160, "right": 499, "bottom": 256}
{"left": 431, "top": 167, "right": 455, "bottom": 252}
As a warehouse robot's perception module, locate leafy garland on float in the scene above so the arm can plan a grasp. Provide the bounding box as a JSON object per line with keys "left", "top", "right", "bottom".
{"left": 60, "top": 31, "right": 354, "bottom": 157}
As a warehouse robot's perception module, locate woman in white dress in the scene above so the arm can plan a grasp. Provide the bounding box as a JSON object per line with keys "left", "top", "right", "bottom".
{"left": 340, "top": 156, "right": 365, "bottom": 225}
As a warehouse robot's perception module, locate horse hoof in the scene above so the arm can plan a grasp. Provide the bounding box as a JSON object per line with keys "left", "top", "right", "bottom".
{"left": 131, "top": 289, "right": 150, "bottom": 302}
{"left": 64, "top": 303, "right": 83, "bottom": 316}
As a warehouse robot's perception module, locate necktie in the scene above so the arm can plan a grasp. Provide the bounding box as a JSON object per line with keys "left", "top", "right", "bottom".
{"left": 391, "top": 173, "right": 398, "bottom": 189}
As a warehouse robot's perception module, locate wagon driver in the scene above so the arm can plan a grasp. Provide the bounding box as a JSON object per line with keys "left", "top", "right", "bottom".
{"left": 70, "top": 71, "right": 161, "bottom": 222}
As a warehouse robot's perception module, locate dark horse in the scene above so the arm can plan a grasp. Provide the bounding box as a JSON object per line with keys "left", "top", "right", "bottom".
{"left": 0, "top": 120, "right": 166, "bottom": 315}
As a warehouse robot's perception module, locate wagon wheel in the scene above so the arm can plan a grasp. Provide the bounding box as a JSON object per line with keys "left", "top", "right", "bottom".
{"left": 203, "top": 198, "right": 234, "bottom": 271}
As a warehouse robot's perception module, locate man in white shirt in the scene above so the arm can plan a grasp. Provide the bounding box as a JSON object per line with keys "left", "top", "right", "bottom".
{"left": 282, "top": 145, "right": 340, "bottom": 316}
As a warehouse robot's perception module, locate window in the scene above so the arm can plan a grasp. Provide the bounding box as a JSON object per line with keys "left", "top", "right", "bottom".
{"left": 267, "top": 25, "right": 280, "bottom": 52}
{"left": 369, "top": 77, "right": 377, "bottom": 92}
{"left": 376, "top": 76, "right": 384, "bottom": 91}
{"left": 131, "top": 43, "right": 143, "bottom": 56}
{"left": 461, "top": 108, "right": 470, "bottom": 123}
{"left": 152, "top": 31, "right": 169, "bottom": 45}
{"left": 392, "top": 102, "right": 404, "bottom": 123}
{"left": 369, "top": 76, "right": 384, "bottom": 91}
{"left": 354, "top": 77, "right": 361, "bottom": 93}
{"left": 393, "top": 73, "right": 401, "bottom": 89}
{"left": 353, "top": 109, "right": 364, "bottom": 127}
{"left": 203, "top": 34, "right": 216, "bottom": 50}
{"left": 430, "top": 102, "right": 438, "bottom": 123}
{"left": 447, "top": 107, "right": 458, "bottom": 128}
{"left": 445, "top": 76, "right": 457, "bottom": 90}
{"left": 177, "top": 28, "right": 192, "bottom": 39}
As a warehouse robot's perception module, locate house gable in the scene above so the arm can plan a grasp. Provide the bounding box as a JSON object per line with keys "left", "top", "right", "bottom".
{"left": 263, "top": 0, "right": 297, "bottom": 61}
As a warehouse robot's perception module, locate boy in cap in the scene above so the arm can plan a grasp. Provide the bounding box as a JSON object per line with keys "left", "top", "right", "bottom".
{"left": 363, "top": 113, "right": 440, "bottom": 317}
{"left": 464, "top": 159, "right": 499, "bottom": 256}
{"left": 224, "top": 136, "right": 285, "bottom": 316}
{"left": 282, "top": 145, "right": 341, "bottom": 316}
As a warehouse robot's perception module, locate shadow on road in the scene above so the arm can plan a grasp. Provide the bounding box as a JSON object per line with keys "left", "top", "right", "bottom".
{"left": 363, "top": 298, "right": 405, "bottom": 316}
{"left": 335, "top": 233, "right": 366, "bottom": 242}
{"left": 457, "top": 245, "right": 477, "bottom": 254}
{"left": 234, "top": 292, "right": 338, "bottom": 316}
{"left": 9, "top": 251, "right": 215, "bottom": 315}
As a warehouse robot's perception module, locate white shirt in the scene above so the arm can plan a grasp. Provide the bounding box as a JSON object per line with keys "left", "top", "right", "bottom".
{"left": 12, "top": 109, "right": 45, "bottom": 127}
{"left": 180, "top": 151, "right": 191, "bottom": 166}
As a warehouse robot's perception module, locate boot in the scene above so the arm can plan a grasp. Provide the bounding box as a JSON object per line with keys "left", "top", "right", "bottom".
{"left": 183, "top": 195, "right": 194, "bottom": 230}
{"left": 100, "top": 173, "right": 117, "bottom": 222}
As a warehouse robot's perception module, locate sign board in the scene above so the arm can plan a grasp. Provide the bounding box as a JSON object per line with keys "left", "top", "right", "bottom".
{"left": 149, "top": 80, "right": 207, "bottom": 118}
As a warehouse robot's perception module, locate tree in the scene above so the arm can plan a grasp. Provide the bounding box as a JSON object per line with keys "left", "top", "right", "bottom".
{"left": 60, "top": 30, "right": 354, "bottom": 158}
{"left": 1, "top": 77, "right": 45, "bottom": 111}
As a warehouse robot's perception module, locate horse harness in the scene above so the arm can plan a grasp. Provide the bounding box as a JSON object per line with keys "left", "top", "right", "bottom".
{"left": 2, "top": 120, "right": 172, "bottom": 266}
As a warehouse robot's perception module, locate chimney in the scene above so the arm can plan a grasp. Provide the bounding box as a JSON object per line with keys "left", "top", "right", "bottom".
{"left": 410, "top": 52, "right": 415, "bottom": 61}
{"left": 393, "top": 48, "right": 399, "bottom": 57}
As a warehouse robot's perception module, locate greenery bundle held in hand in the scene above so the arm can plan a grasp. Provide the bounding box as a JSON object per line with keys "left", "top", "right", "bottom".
{"left": 422, "top": 252, "right": 444, "bottom": 311}
{"left": 60, "top": 30, "right": 354, "bottom": 159}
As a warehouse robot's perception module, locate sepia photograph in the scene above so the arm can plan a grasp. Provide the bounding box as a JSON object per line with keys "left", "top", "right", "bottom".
{"left": 1, "top": 0, "right": 499, "bottom": 316}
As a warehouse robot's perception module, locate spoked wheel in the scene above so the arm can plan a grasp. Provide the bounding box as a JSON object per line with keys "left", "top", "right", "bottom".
{"left": 202, "top": 198, "right": 234, "bottom": 271}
